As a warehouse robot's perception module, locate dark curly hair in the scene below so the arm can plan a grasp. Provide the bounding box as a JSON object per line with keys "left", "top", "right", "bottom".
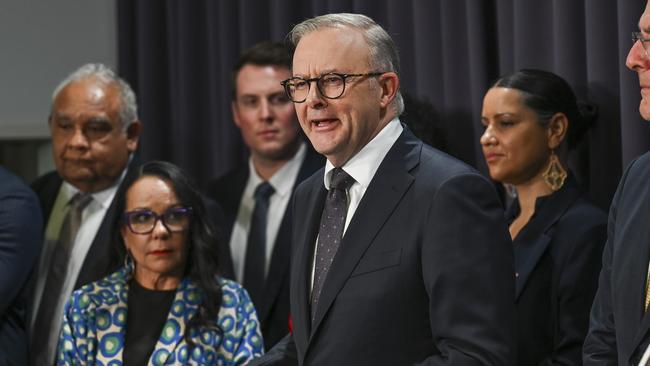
{"left": 493, "top": 69, "right": 598, "bottom": 150}
{"left": 112, "top": 160, "right": 223, "bottom": 345}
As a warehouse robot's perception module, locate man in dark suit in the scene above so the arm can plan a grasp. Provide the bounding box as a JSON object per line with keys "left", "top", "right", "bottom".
{"left": 0, "top": 166, "right": 42, "bottom": 366}
{"left": 583, "top": 2, "right": 650, "bottom": 365}
{"left": 253, "top": 13, "right": 515, "bottom": 365}
{"left": 29, "top": 63, "right": 141, "bottom": 365}
{"left": 205, "top": 42, "right": 323, "bottom": 350}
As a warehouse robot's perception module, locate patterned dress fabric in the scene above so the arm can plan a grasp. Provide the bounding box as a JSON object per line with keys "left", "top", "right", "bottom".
{"left": 56, "top": 266, "right": 264, "bottom": 365}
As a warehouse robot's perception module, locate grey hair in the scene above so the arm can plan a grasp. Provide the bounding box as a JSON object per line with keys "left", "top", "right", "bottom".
{"left": 289, "top": 13, "right": 404, "bottom": 115}
{"left": 51, "top": 63, "right": 139, "bottom": 130}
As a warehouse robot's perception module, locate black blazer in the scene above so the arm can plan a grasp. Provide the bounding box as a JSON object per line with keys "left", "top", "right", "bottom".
{"left": 255, "top": 128, "right": 515, "bottom": 365}
{"left": 0, "top": 167, "right": 42, "bottom": 366}
{"left": 205, "top": 148, "right": 323, "bottom": 350}
{"left": 30, "top": 161, "right": 141, "bottom": 290}
{"left": 510, "top": 175, "right": 606, "bottom": 365}
{"left": 584, "top": 152, "right": 650, "bottom": 365}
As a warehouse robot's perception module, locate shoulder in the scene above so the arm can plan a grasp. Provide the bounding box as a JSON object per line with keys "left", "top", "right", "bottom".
{"left": 551, "top": 197, "right": 607, "bottom": 257}
{"left": 67, "top": 269, "right": 127, "bottom": 313}
{"left": 218, "top": 277, "right": 254, "bottom": 308}
{"left": 30, "top": 170, "right": 61, "bottom": 193}
{"left": 617, "top": 151, "right": 650, "bottom": 194}
{"left": 0, "top": 166, "right": 39, "bottom": 204}
{"left": 204, "top": 166, "right": 248, "bottom": 201}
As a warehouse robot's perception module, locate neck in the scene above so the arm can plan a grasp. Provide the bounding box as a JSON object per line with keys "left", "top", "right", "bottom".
{"left": 133, "top": 268, "right": 183, "bottom": 291}
{"left": 251, "top": 155, "right": 292, "bottom": 181}
{"left": 513, "top": 174, "right": 554, "bottom": 220}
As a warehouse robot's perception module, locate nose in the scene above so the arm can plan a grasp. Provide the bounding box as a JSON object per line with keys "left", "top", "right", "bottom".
{"left": 627, "top": 39, "right": 647, "bottom": 71}
{"left": 67, "top": 127, "right": 90, "bottom": 149}
{"left": 480, "top": 125, "right": 496, "bottom": 146}
{"left": 151, "top": 218, "right": 171, "bottom": 238}
{"left": 259, "top": 99, "right": 274, "bottom": 123}
{"left": 305, "top": 81, "right": 327, "bottom": 109}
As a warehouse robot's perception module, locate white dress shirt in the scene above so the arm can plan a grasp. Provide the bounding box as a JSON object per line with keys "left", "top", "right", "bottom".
{"left": 310, "top": 118, "right": 403, "bottom": 291}
{"left": 230, "top": 143, "right": 307, "bottom": 283}
{"left": 31, "top": 168, "right": 126, "bottom": 365}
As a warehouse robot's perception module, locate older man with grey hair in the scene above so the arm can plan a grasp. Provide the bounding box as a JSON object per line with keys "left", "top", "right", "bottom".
{"left": 29, "top": 63, "right": 141, "bottom": 366}
{"left": 254, "top": 13, "right": 515, "bottom": 366}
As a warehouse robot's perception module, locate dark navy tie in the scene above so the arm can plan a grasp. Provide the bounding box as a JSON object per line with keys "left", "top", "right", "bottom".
{"left": 243, "top": 181, "right": 275, "bottom": 307}
{"left": 311, "top": 167, "right": 355, "bottom": 322}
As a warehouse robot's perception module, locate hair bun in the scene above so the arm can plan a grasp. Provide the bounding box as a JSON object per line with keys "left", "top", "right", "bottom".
{"left": 568, "top": 100, "right": 599, "bottom": 148}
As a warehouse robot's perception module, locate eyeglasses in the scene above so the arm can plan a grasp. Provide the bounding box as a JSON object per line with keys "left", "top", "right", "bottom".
{"left": 633, "top": 32, "right": 650, "bottom": 58}
{"left": 281, "top": 72, "right": 384, "bottom": 103}
{"left": 123, "top": 206, "right": 193, "bottom": 234}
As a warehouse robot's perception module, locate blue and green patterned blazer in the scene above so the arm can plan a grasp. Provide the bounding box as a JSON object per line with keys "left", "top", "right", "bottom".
{"left": 56, "top": 266, "right": 264, "bottom": 365}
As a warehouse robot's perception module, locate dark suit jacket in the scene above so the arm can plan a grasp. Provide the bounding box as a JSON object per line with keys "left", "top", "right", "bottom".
{"left": 255, "top": 128, "right": 515, "bottom": 365}
{"left": 205, "top": 148, "right": 323, "bottom": 350}
{"left": 0, "top": 167, "right": 42, "bottom": 366}
{"left": 30, "top": 160, "right": 142, "bottom": 292}
{"left": 584, "top": 152, "right": 650, "bottom": 365}
{"left": 510, "top": 175, "right": 606, "bottom": 365}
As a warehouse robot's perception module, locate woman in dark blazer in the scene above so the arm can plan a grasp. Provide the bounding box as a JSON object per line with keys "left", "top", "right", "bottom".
{"left": 480, "top": 69, "right": 607, "bottom": 365}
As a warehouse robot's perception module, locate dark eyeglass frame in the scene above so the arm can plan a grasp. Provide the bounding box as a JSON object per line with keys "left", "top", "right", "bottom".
{"left": 122, "top": 206, "right": 193, "bottom": 235}
{"left": 281, "top": 72, "right": 385, "bottom": 103}
{"left": 633, "top": 31, "right": 650, "bottom": 58}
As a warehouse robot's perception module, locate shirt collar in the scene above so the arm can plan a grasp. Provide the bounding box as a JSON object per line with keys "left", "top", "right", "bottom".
{"left": 62, "top": 165, "right": 129, "bottom": 209}
{"left": 323, "top": 118, "right": 403, "bottom": 190}
{"left": 247, "top": 142, "right": 306, "bottom": 198}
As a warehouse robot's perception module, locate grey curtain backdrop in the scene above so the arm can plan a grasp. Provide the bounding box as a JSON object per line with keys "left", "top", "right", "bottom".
{"left": 118, "top": 0, "right": 650, "bottom": 210}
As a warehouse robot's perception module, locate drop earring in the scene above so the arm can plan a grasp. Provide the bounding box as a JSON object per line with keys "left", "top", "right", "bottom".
{"left": 542, "top": 150, "right": 567, "bottom": 192}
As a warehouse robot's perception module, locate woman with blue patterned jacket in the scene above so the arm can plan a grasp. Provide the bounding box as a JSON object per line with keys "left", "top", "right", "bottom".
{"left": 56, "top": 161, "right": 264, "bottom": 365}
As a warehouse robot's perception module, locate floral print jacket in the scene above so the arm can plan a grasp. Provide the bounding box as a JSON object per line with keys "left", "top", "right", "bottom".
{"left": 56, "top": 266, "right": 263, "bottom": 365}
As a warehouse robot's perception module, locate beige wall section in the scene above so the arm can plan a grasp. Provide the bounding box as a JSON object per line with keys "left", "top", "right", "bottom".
{"left": 0, "top": 0, "right": 115, "bottom": 180}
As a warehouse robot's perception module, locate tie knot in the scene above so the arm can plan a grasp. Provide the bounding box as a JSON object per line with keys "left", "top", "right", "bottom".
{"left": 254, "top": 181, "right": 275, "bottom": 201}
{"left": 69, "top": 192, "right": 93, "bottom": 211}
{"left": 329, "top": 168, "right": 355, "bottom": 191}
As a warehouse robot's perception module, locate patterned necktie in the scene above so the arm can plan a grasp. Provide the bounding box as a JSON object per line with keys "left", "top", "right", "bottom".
{"left": 311, "top": 167, "right": 355, "bottom": 322}
{"left": 31, "top": 192, "right": 92, "bottom": 365}
{"left": 243, "top": 181, "right": 275, "bottom": 307}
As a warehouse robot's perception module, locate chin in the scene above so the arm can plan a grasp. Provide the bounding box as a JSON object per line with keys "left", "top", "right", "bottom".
{"left": 640, "top": 102, "right": 650, "bottom": 122}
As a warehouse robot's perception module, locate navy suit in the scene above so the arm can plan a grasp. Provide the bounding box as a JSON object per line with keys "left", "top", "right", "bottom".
{"left": 584, "top": 152, "right": 650, "bottom": 365}
{"left": 0, "top": 166, "right": 42, "bottom": 366}
{"left": 511, "top": 175, "right": 606, "bottom": 365}
{"left": 205, "top": 148, "right": 323, "bottom": 350}
{"left": 255, "top": 128, "right": 515, "bottom": 365}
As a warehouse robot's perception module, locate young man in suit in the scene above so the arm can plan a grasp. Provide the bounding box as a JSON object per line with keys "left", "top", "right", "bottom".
{"left": 584, "top": 2, "right": 650, "bottom": 365}
{"left": 254, "top": 13, "right": 515, "bottom": 365}
{"left": 29, "top": 63, "right": 141, "bottom": 365}
{"left": 205, "top": 42, "right": 323, "bottom": 350}
{"left": 0, "top": 166, "right": 42, "bottom": 365}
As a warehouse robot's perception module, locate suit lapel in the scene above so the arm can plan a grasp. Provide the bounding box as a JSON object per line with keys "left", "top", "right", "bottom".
{"left": 513, "top": 177, "right": 581, "bottom": 300}
{"left": 309, "top": 132, "right": 419, "bottom": 336}
{"left": 259, "top": 150, "right": 323, "bottom": 323}
{"left": 291, "top": 172, "right": 326, "bottom": 353}
{"left": 626, "top": 199, "right": 650, "bottom": 358}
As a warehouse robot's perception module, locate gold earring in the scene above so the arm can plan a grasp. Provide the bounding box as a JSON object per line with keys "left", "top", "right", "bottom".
{"left": 542, "top": 150, "right": 567, "bottom": 192}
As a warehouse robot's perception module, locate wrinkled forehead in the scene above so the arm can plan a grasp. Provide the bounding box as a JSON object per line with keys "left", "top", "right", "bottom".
{"left": 292, "top": 27, "right": 372, "bottom": 77}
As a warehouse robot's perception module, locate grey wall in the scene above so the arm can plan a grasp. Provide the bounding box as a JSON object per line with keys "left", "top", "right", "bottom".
{"left": 0, "top": 0, "right": 117, "bottom": 181}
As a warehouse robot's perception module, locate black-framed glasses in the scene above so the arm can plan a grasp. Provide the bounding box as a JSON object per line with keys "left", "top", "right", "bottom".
{"left": 281, "top": 72, "right": 385, "bottom": 103}
{"left": 123, "top": 206, "right": 193, "bottom": 234}
{"left": 633, "top": 32, "right": 650, "bottom": 58}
